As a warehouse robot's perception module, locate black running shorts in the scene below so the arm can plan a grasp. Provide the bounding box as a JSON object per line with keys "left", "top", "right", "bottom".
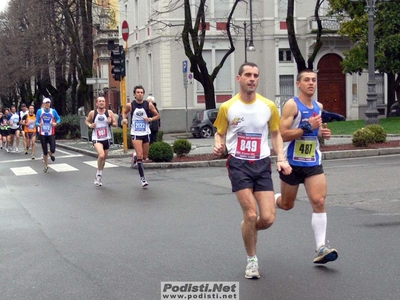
{"left": 279, "top": 165, "right": 324, "bottom": 185}
{"left": 131, "top": 134, "right": 150, "bottom": 144}
{"left": 92, "top": 139, "right": 110, "bottom": 150}
{"left": 226, "top": 155, "right": 274, "bottom": 193}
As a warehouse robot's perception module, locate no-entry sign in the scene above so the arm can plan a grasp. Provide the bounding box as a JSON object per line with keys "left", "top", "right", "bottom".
{"left": 122, "top": 20, "right": 129, "bottom": 41}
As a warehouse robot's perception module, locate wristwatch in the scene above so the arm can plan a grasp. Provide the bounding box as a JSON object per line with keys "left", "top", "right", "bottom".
{"left": 300, "top": 122, "right": 313, "bottom": 134}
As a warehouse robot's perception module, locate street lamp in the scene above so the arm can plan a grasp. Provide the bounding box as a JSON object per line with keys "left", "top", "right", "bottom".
{"left": 247, "top": 0, "right": 255, "bottom": 52}
{"left": 351, "top": 0, "right": 386, "bottom": 125}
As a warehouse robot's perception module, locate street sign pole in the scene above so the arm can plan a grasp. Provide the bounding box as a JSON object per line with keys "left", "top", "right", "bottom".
{"left": 183, "top": 60, "right": 188, "bottom": 133}
{"left": 121, "top": 20, "right": 129, "bottom": 152}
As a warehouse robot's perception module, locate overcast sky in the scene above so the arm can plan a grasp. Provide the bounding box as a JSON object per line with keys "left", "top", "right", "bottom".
{"left": 0, "top": 0, "right": 10, "bottom": 12}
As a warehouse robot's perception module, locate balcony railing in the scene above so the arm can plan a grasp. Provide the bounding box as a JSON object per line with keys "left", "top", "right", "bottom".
{"left": 308, "top": 16, "right": 345, "bottom": 33}
{"left": 94, "top": 30, "right": 119, "bottom": 44}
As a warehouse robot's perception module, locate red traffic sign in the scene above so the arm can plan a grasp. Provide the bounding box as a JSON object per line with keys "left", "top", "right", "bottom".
{"left": 122, "top": 20, "right": 129, "bottom": 41}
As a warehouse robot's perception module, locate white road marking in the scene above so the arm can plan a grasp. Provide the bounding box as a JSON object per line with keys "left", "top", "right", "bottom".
{"left": 10, "top": 167, "right": 38, "bottom": 176}
{"left": 83, "top": 161, "right": 119, "bottom": 168}
{"left": 49, "top": 163, "right": 79, "bottom": 172}
{"left": 0, "top": 153, "right": 83, "bottom": 164}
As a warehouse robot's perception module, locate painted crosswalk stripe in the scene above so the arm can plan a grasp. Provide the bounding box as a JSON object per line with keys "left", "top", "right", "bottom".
{"left": 10, "top": 167, "right": 38, "bottom": 176}
{"left": 83, "top": 161, "right": 118, "bottom": 168}
{"left": 49, "top": 163, "right": 79, "bottom": 172}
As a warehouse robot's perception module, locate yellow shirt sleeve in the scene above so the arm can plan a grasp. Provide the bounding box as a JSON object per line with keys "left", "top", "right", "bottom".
{"left": 213, "top": 103, "right": 229, "bottom": 135}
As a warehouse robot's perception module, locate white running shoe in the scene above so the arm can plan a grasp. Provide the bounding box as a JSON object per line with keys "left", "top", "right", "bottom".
{"left": 94, "top": 175, "right": 103, "bottom": 186}
{"left": 245, "top": 259, "right": 260, "bottom": 279}
{"left": 141, "top": 178, "right": 148, "bottom": 188}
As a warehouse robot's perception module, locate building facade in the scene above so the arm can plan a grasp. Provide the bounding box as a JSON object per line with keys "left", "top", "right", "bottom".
{"left": 109, "top": 0, "right": 388, "bottom": 133}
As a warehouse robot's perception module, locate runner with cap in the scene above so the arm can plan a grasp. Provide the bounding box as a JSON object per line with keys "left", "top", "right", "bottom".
{"left": 36, "top": 98, "right": 61, "bottom": 172}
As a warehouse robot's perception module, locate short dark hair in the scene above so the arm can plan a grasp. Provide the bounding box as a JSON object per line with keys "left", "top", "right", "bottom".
{"left": 21, "top": 103, "right": 27, "bottom": 107}
{"left": 133, "top": 85, "right": 145, "bottom": 94}
{"left": 296, "top": 69, "right": 315, "bottom": 82}
{"left": 238, "top": 62, "right": 259, "bottom": 75}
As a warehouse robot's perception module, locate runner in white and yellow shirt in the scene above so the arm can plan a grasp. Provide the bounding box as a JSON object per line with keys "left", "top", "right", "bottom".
{"left": 213, "top": 62, "right": 291, "bottom": 279}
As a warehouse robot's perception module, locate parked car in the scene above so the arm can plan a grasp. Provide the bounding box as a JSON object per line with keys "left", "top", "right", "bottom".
{"left": 388, "top": 102, "right": 400, "bottom": 117}
{"left": 321, "top": 110, "right": 346, "bottom": 123}
{"left": 190, "top": 108, "right": 219, "bottom": 138}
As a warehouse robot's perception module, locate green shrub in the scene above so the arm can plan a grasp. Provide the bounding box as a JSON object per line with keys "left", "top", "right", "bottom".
{"left": 172, "top": 139, "right": 192, "bottom": 157}
{"left": 352, "top": 127, "right": 375, "bottom": 147}
{"left": 56, "top": 114, "right": 80, "bottom": 139}
{"left": 157, "top": 130, "right": 164, "bottom": 142}
{"left": 365, "top": 124, "right": 387, "bottom": 143}
{"left": 148, "top": 141, "right": 174, "bottom": 162}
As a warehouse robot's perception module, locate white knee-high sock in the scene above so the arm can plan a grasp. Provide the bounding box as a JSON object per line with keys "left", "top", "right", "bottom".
{"left": 311, "top": 212, "right": 327, "bottom": 250}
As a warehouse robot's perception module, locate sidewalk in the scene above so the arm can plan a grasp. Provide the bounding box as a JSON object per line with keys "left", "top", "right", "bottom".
{"left": 56, "top": 133, "right": 400, "bottom": 169}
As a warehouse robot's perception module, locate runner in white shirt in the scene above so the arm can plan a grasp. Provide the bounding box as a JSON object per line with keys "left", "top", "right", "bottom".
{"left": 7, "top": 105, "right": 21, "bottom": 153}
{"left": 85, "top": 96, "right": 117, "bottom": 186}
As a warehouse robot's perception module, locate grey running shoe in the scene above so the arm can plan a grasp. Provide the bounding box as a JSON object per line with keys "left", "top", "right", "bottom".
{"left": 313, "top": 245, "right": 338, "bottom": 264}
{"left": 31, "top": 155, "right": 35, "bottom": 160}
{"left": 245, "top": 259, "right": 260, "bottom": 279}
{"left": 141, "top": 178, "right": 148, "bottom": 188}
{"left": 44, "top": 166, "right": 49, "bottom": 173}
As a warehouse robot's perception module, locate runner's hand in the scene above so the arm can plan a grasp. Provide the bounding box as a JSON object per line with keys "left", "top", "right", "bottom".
{"left": 213, "top": 144, "right": 226, "bottom": 157}
{"left": 320, "top": 123, "right": 331, "bottom": 140}
{"left": 277, "top": 160, "right": 292, "bottom": 175}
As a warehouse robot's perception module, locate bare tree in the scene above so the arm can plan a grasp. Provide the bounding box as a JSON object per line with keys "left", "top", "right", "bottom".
{"left": 0, "top": 0, "right": 96, "bottom": 114}
{"left": 152, "top": 0, "right": 243, "bottom": 110}
{"left": 287, "top": 0, "right": 325, "bottom": 72}
{"left": 182, "top": 0, "right": 242, "bottom": 109}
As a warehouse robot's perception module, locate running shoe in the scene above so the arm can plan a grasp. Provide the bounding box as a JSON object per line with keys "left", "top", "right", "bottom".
{"left": 44, "top": 166, "right": 49, "bottom": 173}
{"left": 94, "top": 175, "right": 103, "bottom": 186}
{"left": 141, "top": 178, "right": 148, "bottom": 188}
{"left": 15, "top": 148, "right": 19, "bottom": 153}
{"left": 31, "top": 155, "right": 35, "bottom": 160}
{"left": 50, "top": 154, "right": 55, "bottom": 162}
{"left": 313, "top": 245, "right": 338, "bottom": 264}
{"left": 131, "top": 152, "right": 137, "bottom": 169}
{"left": 25, "top": 149, "right": 28, "bottom": 154}
{"left": 245, "top": 259, "right": 260, "bottom": 279}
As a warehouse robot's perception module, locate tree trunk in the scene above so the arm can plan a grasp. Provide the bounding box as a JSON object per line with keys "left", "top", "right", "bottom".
{"left": 287, "top": 0, "right": 306, "bottom": 73}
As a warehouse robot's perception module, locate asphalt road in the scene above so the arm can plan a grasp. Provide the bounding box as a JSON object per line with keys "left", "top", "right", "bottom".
{"left": 1, "top": 149, "right": 400, "bottom": 300}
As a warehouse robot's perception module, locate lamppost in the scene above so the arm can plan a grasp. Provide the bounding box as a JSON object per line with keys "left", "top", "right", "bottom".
{"left": 352, "top": 0, "right": 382, "bottom": 125}
{"left": 248, "top": 0, "right": 255, "bottom": 52}
{"left": 241, "top": 0, "right": 256, "bottom": 63}
{"left": 244, "top": 21, "right": 248, "bottom": 62}
{"left": 364, "top": 0, "right": 380, "bottom": 124}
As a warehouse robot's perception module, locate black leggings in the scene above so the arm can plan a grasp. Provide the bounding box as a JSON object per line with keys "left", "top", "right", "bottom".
{"left": 40, "top": 135, "right": 56, "bottom": 155}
